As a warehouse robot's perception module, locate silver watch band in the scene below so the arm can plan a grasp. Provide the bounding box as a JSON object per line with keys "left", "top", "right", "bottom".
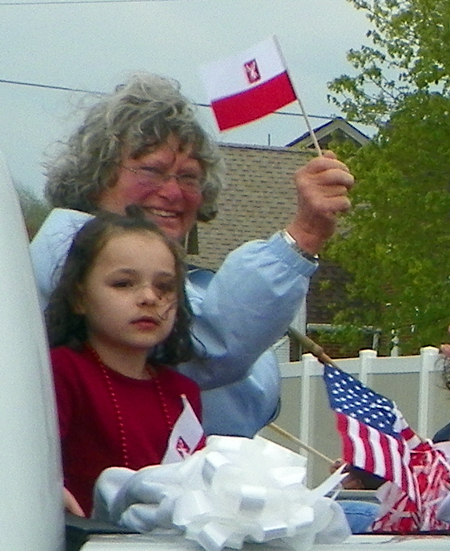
{"left": 280, "top": 230, "right": 319, "bottom": 263}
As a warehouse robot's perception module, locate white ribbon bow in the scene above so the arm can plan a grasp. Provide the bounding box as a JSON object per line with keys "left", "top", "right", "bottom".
{"left": 92, "top": 435, "right": 350, "bottom": 551}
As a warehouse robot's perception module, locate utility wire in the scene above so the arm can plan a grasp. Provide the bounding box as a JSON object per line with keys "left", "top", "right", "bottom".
{"left": 0, "top": 0, "right": 178, "bottom": 4}
{"left": 0, "top": 0, "right": 179, "bottom": 4}
{"left": 0, "top": 78, "right": 96, "bottom": 94}
{"left": 0, "top": 77, "right": 333, "bottom": 120}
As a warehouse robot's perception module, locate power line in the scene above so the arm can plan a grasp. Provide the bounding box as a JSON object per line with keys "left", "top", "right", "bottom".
{"left": 0, "top": 78, "right": 97, "bottom": 94}
{"left": 195, "top": 102, "right": 331, "bottom": 120}
{"left": 0, "top": 77, "right": 333, "bottom": 120}
{"left": 0, "top": 0, "right": 177, "bottom": 5}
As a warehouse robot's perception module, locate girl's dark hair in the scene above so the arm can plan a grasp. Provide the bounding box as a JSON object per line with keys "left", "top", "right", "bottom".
{"left": 45, "top": 206, "right": 194, "bottom": 365}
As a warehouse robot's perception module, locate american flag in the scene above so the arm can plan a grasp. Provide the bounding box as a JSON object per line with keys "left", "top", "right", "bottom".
{"left": 324, "top": 363, "right": 419, "bottom": 500}
{"left": 323, "top": 363, "right": 450, "bottom": 532}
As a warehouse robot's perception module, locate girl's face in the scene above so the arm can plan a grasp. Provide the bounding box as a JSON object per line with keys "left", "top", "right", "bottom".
{"left": 98, "top": 135, "right": 204, "bottom": 242}
{"left": 76, "top": 231, "right": 178, "bottom": 356}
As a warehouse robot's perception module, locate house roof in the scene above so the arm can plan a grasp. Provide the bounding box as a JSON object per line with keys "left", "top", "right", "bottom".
{"left": 286, "top": 117, "right": 370, "bottom": 150}
{"left": 188, "top": 143, "right": 312, "bottom": 270}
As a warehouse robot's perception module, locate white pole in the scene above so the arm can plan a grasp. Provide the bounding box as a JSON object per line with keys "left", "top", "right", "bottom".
{"left": 0, "top": 151, "right": 64, "bottom": 550}
{"left": 273, "top": 35, "right": 322, "bottom": 157}
{"left": 359, "top": 348, "right": 377, "bottom": 386}
{"left": 418, "top": 346, "right": 439, "bottom": 437}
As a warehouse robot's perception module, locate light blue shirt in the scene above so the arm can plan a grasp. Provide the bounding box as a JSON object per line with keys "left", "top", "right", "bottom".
{"left": 31, "top": 208, "right": 318, "bottom": 437}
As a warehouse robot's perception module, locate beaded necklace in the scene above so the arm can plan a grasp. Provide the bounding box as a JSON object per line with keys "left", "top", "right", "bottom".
{"left": 86, "top": 345, "right": 174, "bottom": 467}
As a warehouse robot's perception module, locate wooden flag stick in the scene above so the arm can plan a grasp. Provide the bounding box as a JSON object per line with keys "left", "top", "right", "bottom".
{"left": 273, "top": 35, "right": 322, "bottom": 157}
{"left": 267, "top": 329, "right": 342, "bottom": 465}
{"left": 268, "top": 422, "right": 334, "bottom": 465}
{"left": 294, "top": 94, "right": 322, "bottom": 157}
{"left": 288, "top": 326, "right": 340, "bottom": 369}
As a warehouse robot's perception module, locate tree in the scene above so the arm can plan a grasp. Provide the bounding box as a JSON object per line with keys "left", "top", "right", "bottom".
{"left": 16, "top": 186, "right": 50, "bottom": 239}
{"left": 326, "top": 92, "right": 450, "bottom": 354}
{"left": 322, "top": 1, "right": 450, "bottom": 353}
{"left": 329, "top": 0, "right": 450, "bottom": 127}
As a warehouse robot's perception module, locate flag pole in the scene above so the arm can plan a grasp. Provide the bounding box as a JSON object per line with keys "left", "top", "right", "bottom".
{"left": 294, "top": 95, "right": 323, "bottom": 157}
{"left": 288, "top": 326, "right": 340, "bottom": 369}
{"left": 273, "top": 35, "right": 322, "bottom": 157}
{"left": 268, "top": 422, "right": 334, "bottom": 464}
{"left": 267, "top": 328, "right": 337, "bottom": 465}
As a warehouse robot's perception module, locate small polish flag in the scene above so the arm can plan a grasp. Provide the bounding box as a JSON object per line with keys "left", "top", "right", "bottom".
{"left": 200, "top": 36, "right": 297, "bottom": 131}
{"left": 161, "top": 395, "right": 205, "bottom": 464}
{"left": 175, "top": 436, "right": 191, "bottom": 458}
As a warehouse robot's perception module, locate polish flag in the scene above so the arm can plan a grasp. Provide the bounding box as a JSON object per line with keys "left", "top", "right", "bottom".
{"left": 161, "top": 395, "right": 205, "bottom": 464}
{"left": 200, "top": 36, "right": 297, "bottom": 131}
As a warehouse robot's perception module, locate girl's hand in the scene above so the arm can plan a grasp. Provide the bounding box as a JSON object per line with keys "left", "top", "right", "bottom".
{"left": 64, "top": 487, "right": 85, "bottom": 517}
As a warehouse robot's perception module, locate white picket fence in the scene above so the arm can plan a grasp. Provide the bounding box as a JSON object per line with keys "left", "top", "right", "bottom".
{"left": 262, "top": 345, "right": 450, "bottom": 487}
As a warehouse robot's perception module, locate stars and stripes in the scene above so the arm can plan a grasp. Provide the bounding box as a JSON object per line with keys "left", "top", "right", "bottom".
{"left": 323, "top": 363, "right": 450, "bottom": 532}
{"left": 324, "top": 363, "right": 418, "bottom": 500}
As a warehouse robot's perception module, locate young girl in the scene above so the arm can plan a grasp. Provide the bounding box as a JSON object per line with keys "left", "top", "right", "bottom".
{"left": 45, "top": 208, "right": 204, "bottom": 517}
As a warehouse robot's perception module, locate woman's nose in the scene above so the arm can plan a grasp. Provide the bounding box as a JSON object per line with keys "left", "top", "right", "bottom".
{"left": 155, "top": 176, "right": 184, "bottom": 201}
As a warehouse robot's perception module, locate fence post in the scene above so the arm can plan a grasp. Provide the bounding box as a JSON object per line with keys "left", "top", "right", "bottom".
{"left": 299, "top": 353, "right": 320, "bottom": 448}
{"left": 359, "top": 348, "right": 377, "bottom": 385}
{"left": 418, "top": 346, "right": 440, "bottom": 437}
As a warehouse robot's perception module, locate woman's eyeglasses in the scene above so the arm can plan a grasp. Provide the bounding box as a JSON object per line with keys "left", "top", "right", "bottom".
{"left": 123, "top": 166, "right": 203, "bottom": 195}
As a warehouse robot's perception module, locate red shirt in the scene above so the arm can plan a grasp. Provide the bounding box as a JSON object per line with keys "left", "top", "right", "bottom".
{"left": 51, "top": 346, "right": 203, "bottom": 515}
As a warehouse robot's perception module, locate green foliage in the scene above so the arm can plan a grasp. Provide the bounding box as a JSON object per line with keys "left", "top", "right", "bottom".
{"left": 311, "top": 324, "right": 379, "bottom": 358}
{"left": 16, "top": 186, "right": 50, "bottom": 239}
{"left": 324, "top": 1, "right": 450, "bottom": 353}
{"left": 329, "top": 0, "right": 450, "bottom": 127}
{"left": 326, "top": 92, "right": 450, "bottom": 353}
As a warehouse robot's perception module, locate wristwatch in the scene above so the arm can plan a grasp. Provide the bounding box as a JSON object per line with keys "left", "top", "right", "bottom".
{"left": 280, "top": 230, "right": 319, "bottom": 264}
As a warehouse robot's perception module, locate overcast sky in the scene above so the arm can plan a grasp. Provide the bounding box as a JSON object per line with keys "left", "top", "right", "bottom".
{"left": 0, "top": 0, "right": 372, "bottom": 198}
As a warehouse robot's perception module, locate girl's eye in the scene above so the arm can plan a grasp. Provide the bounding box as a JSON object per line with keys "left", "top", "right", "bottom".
{"left": 111, "top": 280, "right": 133, "bottom": 289}
{"left": 156, "top": 281, "right": 176, "bottom": 296}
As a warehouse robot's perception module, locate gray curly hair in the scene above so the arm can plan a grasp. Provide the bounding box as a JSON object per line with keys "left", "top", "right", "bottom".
{"left": 44, "top": 72, "right": 225, "bottom": 223}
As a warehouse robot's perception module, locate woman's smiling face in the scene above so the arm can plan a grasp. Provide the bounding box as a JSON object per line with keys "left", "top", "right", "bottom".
{"left": 98, "top": 135, "right": 204, "bottom": 242}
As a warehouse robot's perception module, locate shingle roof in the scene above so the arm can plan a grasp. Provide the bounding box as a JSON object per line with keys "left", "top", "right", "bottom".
{"left": 286, "top": 117, "right": 370, "bottom": 149}
{"left": 188, "top": 143, "right": 312, "bottom": 270}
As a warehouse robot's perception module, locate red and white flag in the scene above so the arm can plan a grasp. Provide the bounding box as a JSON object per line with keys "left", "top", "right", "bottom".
{"left": 161, "top": 395, "right": 205, "bottom": 464}
{"left": 200, "top": 36, "right": 296, "bottom": 131}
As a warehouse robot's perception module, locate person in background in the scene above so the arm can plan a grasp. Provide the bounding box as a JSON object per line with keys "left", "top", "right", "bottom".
{"left": 46, "top": 208, "right": 203, "bottom": 516}
{"left": 434, "top": 338, "right": 450, "bottom": 523}
{"left": 31, "top": 72, "right": 354, "bottom": 437}
{"left": 433, "top": 336, "right": 450, "bottom": 443}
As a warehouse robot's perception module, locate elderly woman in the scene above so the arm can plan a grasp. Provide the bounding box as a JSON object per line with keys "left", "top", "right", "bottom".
{"left": 31, "top": 72, "right": 354, "bottom": 437}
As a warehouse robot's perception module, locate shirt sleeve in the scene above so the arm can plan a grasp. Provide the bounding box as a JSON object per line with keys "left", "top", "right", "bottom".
{"left": 30, "top": 209, "right": 93, "bottom": 310}
{"left": 179, "top": 231, "right": 317, "bottom": 389}
{"left": 200, "top": 348, "right": 281, "bottom": 437}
